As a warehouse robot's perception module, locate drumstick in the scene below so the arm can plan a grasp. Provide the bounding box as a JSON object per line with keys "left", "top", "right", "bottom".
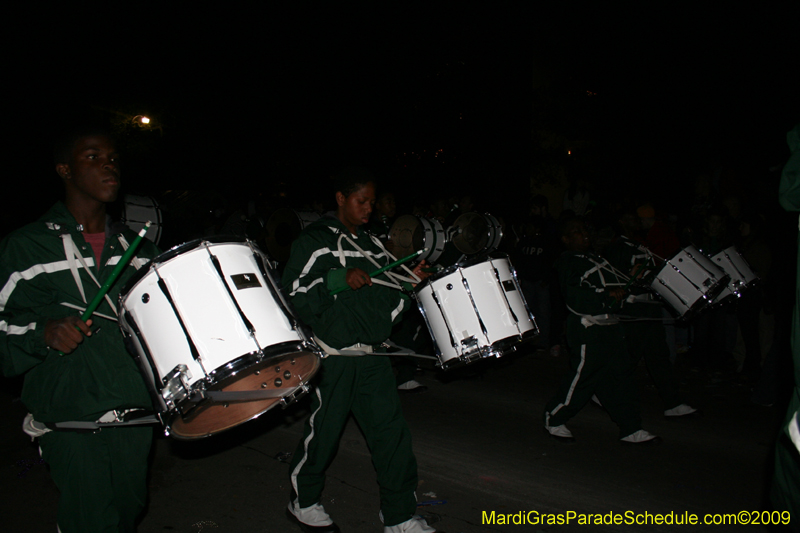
{"left": 610, "top": 262, "right": 646, "bottom": 309}
{"left": 59, "top": 222, "right": 151, "bottom": 355}
{"left": 330, "top": 249, "right": 425, "bottom": 296}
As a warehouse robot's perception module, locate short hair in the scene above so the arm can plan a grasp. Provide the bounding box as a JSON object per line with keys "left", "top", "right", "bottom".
{"left": 333, "top": 166, "right": 375, "bottom": 197}
{"left": 53, "top": 125, "right": 113, "bottom": 166}
{"left": 558, "top": 216, "right": 583, "bottom": 238}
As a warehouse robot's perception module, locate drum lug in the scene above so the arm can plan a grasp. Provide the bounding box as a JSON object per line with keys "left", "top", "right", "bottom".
{"left": 460, "top": 336, "right": 480, "bottom": 357}
{"left": 279, "top": 383, "right": 310, "bottom": 408}
{"left": 161, "top": 364, "right": 193, "bottom": 410}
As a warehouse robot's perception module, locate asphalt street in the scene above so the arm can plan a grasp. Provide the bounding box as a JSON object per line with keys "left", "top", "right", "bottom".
{"left": 1, "top": 344, "right": 791, "bottom": 533}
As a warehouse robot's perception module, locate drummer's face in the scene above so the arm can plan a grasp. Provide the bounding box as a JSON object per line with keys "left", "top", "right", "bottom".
{"left": 563, "top": 222, "right": 590, "bottom": 252}
{"left": 337, "top": 182, "right": 375, "bottom": 234}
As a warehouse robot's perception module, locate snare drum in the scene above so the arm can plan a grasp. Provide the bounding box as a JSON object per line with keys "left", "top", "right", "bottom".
{"left": 389, "top": 215, "right": 446, "bottom": 263}
{"left": 119, "top": 238, "right": 321, "bottom": 439}
{"left": 122, "top": 194, "right": 163, "bottom": 245}
{"left": 414, "top": 256, "right": 538, "bottom": 369}
{"left": 650, "top": 245, "right": 728, "bottom": 318}
{"left": 450, "top": 212, "right": 503, "bottom": 255}
{"left": 710, "top": 246, "right": 759, "bottom": 303}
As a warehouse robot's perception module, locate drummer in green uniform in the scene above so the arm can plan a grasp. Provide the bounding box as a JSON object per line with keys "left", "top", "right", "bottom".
{"left": 282, "top": 167, "right": 437, "bottom": 533}
{"left": 604, "top": 213, "right": 697, "bottom": 419}
{"left": 543, "top": 218, "right": 660, "bottom": 444}
{"left": 0, "top": 127, "right": 160, "bottom": 532}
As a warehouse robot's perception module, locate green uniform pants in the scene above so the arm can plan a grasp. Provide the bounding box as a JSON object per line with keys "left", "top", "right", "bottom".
{"left": 289, "top": 355, "right": 418, "bottom": 527}
{"left": 622, "top": 321, "right": 682, "bottom": 411}
{"left": 39, "top": 426, "right": 152, "bottom": 533}
{"left": 544, "top": 323, "right": 642, "bottom": 438}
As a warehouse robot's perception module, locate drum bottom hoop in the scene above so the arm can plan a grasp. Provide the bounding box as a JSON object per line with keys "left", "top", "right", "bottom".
{"left": 657, "top": 273, "right": 730, "bottom": 321}
{"left": 168, "top": 350, "right": 319, "bottom": 440}
{"left": 439, "top": 328, "right": 538, "bottom": 370}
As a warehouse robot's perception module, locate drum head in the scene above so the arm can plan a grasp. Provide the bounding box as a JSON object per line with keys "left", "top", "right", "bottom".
{"left": 389, "top": 215, "right": 425, "bottom": 258}
{"left": 168, "top": 350, "right": 320, "bottom": 440}
{"left": 265, "top": 209, "right": 304, "bottom": 262}
{"left": 451, "top": 213, "right": 493, "bottom": 254}
{"left": 122, "top": 194, "right": 163, "bottom": 245}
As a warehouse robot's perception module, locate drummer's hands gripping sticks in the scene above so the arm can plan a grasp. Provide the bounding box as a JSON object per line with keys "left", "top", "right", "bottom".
{"left": 346, "top": 268, "right": 373, "bottom": 290}
{"left": 410, "top": 260, "right": 431, "bottom": 288}
{"left": 46, "top": 317, "right": 93, "bottom": 354}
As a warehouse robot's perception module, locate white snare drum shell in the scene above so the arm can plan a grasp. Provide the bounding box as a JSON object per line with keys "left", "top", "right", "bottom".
{"left": 121, "top": 242, "right": 302, "bottom": 389}
{"left": 415, "top": 257, "right": 536, "bottom": 368}
{"left": 711, "top": 246, "right": 759, "bottom": 301}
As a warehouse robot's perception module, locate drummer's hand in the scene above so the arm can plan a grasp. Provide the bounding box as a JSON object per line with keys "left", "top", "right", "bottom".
{"left": 45, "top": 317, "right": 92, "bottom": 354}
{"left": 346, "top": 268, "right": 372, "bottom": 290}
{"left": 630, "top": 263, "right": 646, "bottom": 279}
{"left": 608, "top": 288, "right": 626, "bottom": 302}
{"left": 410, "top": 260, "right": 431, "bottom": 287}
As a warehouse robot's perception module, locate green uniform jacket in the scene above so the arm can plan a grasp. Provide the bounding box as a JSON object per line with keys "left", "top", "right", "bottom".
{"left": 0, "top": 202, "right": 161, "bottom": 423}
{"left": 604, "top": 236, "right": 664, "bottom": 319}
{"left": 556, "top": 250, "right": 625, "bottom": 319}
{"left": 282, "top": 215, "right": 411, "bottom": 349}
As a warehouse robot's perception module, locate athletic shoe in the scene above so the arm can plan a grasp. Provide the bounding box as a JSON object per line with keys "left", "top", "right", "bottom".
{"left": 544, "top": 423, "right": 576, "bottom": 443}
{"left": 620, "top": 430, "right": 661, "bottom": 445}
{"left": 384, "top": 515, "right": 437, "bottom": 532}
{"left": 397, "top": 380, "right": 428, "bottom": 393}
{"left": 286, "top": 501, "right": 340, "bottom": 533}
{"left": 664, "top": 404, "right": 697, "bottom": 417}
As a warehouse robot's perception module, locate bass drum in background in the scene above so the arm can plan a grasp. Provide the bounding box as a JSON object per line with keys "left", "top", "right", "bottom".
{"left": 265, "top": 209, "right": 321, "bottom": 262}
{"left": 450, "top": 212, "right": 503, "bottom": 255}
{"left": 122, "top": 194, "right": 163, "bottom": 245}
{"left": 389, "top": 215, "right": 446, "bottom": 263}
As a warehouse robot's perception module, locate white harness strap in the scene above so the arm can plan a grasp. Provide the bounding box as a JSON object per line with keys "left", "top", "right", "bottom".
{"left": 59, "top": 233, "right": 118, "bottom": 318}
{"left": 369, "top": 234, "right": 420, "bottom": 284}
{"left": 340, "top": 233, "right": 404, "bottom": 291}
{"left": 116, "top": 234, "right": 144, "bottom": 270}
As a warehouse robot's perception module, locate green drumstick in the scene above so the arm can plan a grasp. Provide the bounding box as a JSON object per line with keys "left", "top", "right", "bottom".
{"left": 330, "top": 249, "right": 425, "bottom": 296}
{"left": 58, "top": 222, "right": 151, "bottom": 355}
{"left": 610, "top": 262, "right": 646, "bottom": 309}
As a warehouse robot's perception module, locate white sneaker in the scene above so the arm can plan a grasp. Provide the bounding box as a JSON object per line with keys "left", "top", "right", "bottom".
{"left": 620, "top": 429, "right": 661, "bottom": 444}
{"left": 544, "top": 423, "right": 576, "bottom": 443}
{"left": 384, "top": 516, "right": 436, "bottom": 532}
{"left": 664, "top": 404, "right": 697, "bottom": 417}
{"left": 287, "top": 501, "right": 335, "bottom": 527}
{"left": 397, "top": 380, "right": 427, "bottom": 392}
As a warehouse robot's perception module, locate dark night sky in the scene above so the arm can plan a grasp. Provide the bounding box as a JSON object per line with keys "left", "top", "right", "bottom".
{"left": 5, "top": 6, "right": 799, "bottom": 238}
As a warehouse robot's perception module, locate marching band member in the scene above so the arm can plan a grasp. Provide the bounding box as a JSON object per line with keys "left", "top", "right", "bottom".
{"left": 604, "top": 216, "right": 696, "bottom": 418}
{"left": 543, "top": 218, "right": 659, "bottom": 444}
{"left": 0, "top": 128, "right": 160, "bottom": 532}
{"left": 283, "top": 167, "right": 437, "bottom": 533}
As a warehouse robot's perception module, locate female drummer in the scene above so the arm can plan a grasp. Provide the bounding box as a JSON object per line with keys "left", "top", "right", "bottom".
{"left": 282, "top": 167, "right": 436, "bottom": 533}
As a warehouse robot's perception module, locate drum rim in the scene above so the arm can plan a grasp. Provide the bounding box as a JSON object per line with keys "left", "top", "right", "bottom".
{"left": 120, "top": 236, "right": 256, "bottom": 297}
{"left": 166, "top": 346, "right": 321, "bottom": 440}
{"left": 413, "top": 253, "right": 512, "bottom": 293}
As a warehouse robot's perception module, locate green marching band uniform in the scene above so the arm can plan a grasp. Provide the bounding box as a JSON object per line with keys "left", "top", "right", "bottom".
{"left": 0, "top": 202, "right": 160, "bottom": 532}
{"left": 774, "top": 123, "right": 800, "bottom": 524}
{"left": 544, "top": 249, "right": 643, "bottom": 438}
{"left": 283, "top": 214, "right": 419, "bottom": 527}
{"left": 604, "top": 237, "right": 683, "bottom": 411}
